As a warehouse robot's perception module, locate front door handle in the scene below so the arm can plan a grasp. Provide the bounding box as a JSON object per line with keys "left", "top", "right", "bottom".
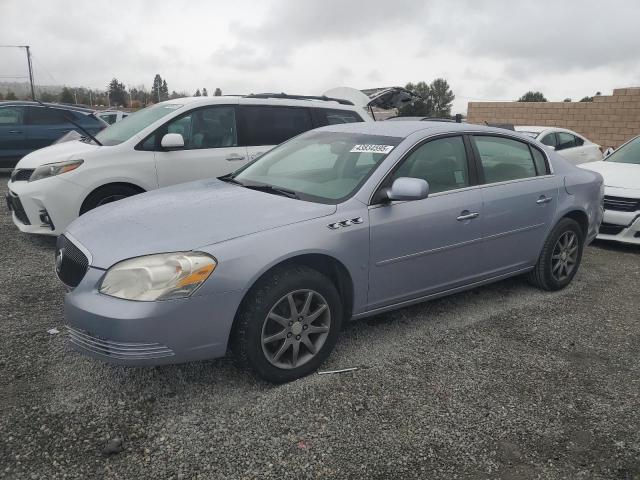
{"left": 8, "top": 130, "right": 23, "bottom": 134}
{"left": 456, "top": 211, "right": 479, "bottom": 221}
{"left": 536, "top": 195, "right": 552, "bottom": 204}
{"left": 226, "top": 154, "right": 246, "bottom": 161}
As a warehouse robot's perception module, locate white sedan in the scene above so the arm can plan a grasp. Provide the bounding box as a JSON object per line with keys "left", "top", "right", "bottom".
{"left": 515, "top": 126, "right": 602, "bottom": 165}
{"left": 580, "top": 135, "right": 640, "bottom": 245}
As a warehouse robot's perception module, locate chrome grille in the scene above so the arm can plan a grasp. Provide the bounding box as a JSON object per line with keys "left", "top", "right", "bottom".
{"left": 603, "top": 196, "right": 640, "bottom": 212}
{"left": 55, "top": 235, "right": 89, "bottom": 288}
{"left": 66, "top": 326, "right": 174, "bottom": 360}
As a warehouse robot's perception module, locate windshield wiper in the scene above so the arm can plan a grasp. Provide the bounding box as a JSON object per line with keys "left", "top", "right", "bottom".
{"left": 218, "top": 174, "right": 244, "bottom": 186}
{"left": 242, "top": 184, "right": 299, "bottom": 199}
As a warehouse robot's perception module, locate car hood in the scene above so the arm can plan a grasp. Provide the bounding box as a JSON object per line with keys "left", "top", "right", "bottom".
{"left": 66, "top": 179, "right": 337, "bottom": 269}
{"left": 579, "top": 161, "right": 640, "bottom": 191}
{"left": 15, "top": 140, "right": 100, "bottom": 169}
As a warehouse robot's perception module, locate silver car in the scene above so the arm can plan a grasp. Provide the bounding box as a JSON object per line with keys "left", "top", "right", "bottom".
{"left": 57, "top": 122, "right": 604, "bottom": 382}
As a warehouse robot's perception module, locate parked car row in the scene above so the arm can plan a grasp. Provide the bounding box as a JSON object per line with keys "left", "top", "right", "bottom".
{"left": 5, "top": 89, "right": 636, "bottom": 382}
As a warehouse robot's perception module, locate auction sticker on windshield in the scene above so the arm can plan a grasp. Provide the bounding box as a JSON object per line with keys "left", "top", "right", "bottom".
{"left": 350, "top": 144, "right": 395, "bottom": 154}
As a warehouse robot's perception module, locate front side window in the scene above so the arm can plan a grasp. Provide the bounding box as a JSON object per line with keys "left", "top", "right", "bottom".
{"left": 242, "top": 106, "right": 312, "bottom": 146}
{"left": 316, "top": 108, "right": 364, "bottom": 126}
{"left": 605, "top": 136, "right": 640, "bottom": 165}
{"left": 233, "top": 131, "right": 401, "bottom": 203}
{"left": 160, "top": 106, "right": 237, "bottom": 150}
{"left": 392, "top": 136, "right": 469, "bottom": 194}
{"left": 96, "top": 103, "right": 184, "bottom": 146}
{"left": 0, "top": 106, "right": 23, "bottom": 125}
{"left": 474, "top": 136, "right": 538, "bottom": 183}
{"left": 556, "top": 132, "right": 576, "bottom": 150}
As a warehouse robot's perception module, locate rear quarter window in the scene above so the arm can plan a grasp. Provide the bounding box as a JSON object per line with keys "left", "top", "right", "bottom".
{"left": 241, "top": 105, "right": 313, "bottom": 146}
{"left": 315, "top": 108, "right": 364, "bottom": 126}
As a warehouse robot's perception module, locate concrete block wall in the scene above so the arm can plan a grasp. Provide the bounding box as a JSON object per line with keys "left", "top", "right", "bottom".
{"left": 467, "top": 88, "right": 640, "bottom": 148}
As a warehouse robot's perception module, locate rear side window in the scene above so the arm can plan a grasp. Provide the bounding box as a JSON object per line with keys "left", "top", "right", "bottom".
{"left": 315, "top": 108, "right": 364, "bottom": 126}
{"left": 0, "top": 106, "right": 23, "bottom": 125}
{"left": 241, "top": 106, "right": 312, "bottom": 146}
{"left": 556, "top": 132, "right": 577, "bottom": 150}
{"left": 393, "top": 136, "right": 469, "bottom": 194}
{"left": 530, "top": 147, "right": 549, "bottom": 175}
{"left": 473, "top": 136, "right": 538, "bottom": 183}
{"left": 26, "top": 107, "right": 70, "bottom": 125}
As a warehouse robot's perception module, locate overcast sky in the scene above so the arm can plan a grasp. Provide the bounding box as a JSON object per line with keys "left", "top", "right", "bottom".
{"left": 2, "top": 0, "right": 639, "bottom": 112}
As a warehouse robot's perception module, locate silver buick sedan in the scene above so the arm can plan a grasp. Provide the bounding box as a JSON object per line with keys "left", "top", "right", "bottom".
{"left": 56, "top": 122, "right": 604, "bottom": 382}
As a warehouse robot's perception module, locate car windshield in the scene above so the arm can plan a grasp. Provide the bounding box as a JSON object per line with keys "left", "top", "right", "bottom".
{"left": 232, "top": 131, "right": 402, "bottom": 203}
{"left": 95, "top": 103, "right": 184, "bottom": 146}
{"left": 605, "top": 136, "right": 640, "bottom": 165}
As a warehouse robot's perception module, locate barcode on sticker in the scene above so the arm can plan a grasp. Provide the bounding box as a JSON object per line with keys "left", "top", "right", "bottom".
{"left": 350, "top": 144, "right": 394, "bottom": 154}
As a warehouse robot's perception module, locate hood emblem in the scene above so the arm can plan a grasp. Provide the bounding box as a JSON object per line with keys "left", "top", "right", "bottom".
{"left": 328, "top": 217, "right": 364, "bottom": 229}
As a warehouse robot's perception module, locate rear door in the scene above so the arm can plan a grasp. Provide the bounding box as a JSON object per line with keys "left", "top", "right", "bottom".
{"left": 555, "top": 132, "right": 584, "bottom": 164}
{"left": 239, "top": 104, "right": 313, "bottom": 162}
{"left": 153, "top": 104, "right": 248, "bottom": 187}
{"left": 471, "top": 135, "right": 558, "bottom": 274}
{"left": 25, "top": 106, "right": 77, "bottom": 150}
{"left": 0, "top": 105, "right": 27, "bottom": 167}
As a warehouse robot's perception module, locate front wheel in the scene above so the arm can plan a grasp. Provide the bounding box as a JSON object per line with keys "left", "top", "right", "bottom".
{"left": 527, "top": 218, "right": 584, "bottom": 291}
{"left": 232, "top": 265, "right": 343, "bottom": 383}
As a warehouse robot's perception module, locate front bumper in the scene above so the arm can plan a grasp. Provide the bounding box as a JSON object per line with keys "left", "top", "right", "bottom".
{"left": 6, "top": 176, "right": 86, "bottom": 236}
{"left": 597, "top": 209, "right": 640, "bottom": 245}
{"left": 65, "top": 267, "right": 245, "bottom": 366}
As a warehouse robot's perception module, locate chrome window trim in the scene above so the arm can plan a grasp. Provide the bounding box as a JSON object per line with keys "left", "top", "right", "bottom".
{"left": 367, "top": 129, "right": 555, "bottom": 205}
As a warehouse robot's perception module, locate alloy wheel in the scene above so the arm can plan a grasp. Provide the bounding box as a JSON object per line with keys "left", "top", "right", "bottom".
{"left": 261, "top": 289, "right": 331, "bottom": 369}
{"left": 551, "top": 231, "right": 578, "bottom": 282}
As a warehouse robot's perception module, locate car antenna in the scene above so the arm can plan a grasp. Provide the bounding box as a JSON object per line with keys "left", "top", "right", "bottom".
{"left": 34, "top": 100, "right": 103, "bottom": 146}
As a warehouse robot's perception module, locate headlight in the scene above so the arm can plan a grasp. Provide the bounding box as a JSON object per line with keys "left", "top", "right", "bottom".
{"left": 30, "top": 159, "right": 83, "bottom": 182}
{"left": 99, "top": 252, "right": 217, "bottom": 301}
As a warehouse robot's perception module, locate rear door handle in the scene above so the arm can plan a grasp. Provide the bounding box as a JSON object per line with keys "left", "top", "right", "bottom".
{"left": 9, "top": 130, "right": 23, "bottom": 134}
{"left": 456, "top": 211, "right": 479, "bottom": 221}
{"left": 536, "top": 195, "right": 552, "bottom": 204}
{"left": 226, "top": 154, "right": 246, "bottom": 161}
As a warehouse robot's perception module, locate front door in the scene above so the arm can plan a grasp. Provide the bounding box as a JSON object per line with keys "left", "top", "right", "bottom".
{"left": 154, "top": 105, "right": 248, "bottom": 187}
{"left": 368, "top": 135, "right": 485, "bottom": 309}
{"left": 471, "top": 135, "right": 559, "bottom": 274}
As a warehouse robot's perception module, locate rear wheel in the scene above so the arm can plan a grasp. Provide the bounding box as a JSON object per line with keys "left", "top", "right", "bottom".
{"left": 232, "top": 265, "right": 342, "bottom": 383}
{"left": 80, "top": 184, "right": 143, "bottom": 215}
{"left": 527, "top": 218, "right": 584, "bottom": 291}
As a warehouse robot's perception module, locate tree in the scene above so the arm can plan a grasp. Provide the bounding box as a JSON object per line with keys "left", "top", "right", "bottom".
{"left": 39, "top": 91, "right": 57, "bottom": 102}
{"left": 430, "top": 78, "right": 455, "bottom": 116}
{"left": 580, "top": 96, "right": 593, "bottom": 102}
{"left": 202, "top": 88, "right": 208, "bottom": 96}
{"left": 214, "top": 88, "right": 222, "bottom": 96}
{"left": 0, "top": 92, "right": 3, "bottom": 100}
{"left": 398, "top": 81, "right": 433, "bottom": 117}
{"left": 107, "top": 78, "right": 127, "bottom": 107}
{"left": 59, "top": 87, "right": 74, "bottom": 103}
{"left": 517, "top": 91, "right": 547, "bottom": 102}
{"left": 563, "top": 98, "right": 572, "bottom": 102}
{"left": 152, "top": 74, "right": 164, "bottom": 102}
{"left": 194, "top": 89, "right": 201, "bottom": 97}
{"left": 161, "top": 80, "right": 169, "bottom": 101}
{"left": 5, "top": 91, "right": 17, "bottom": 100}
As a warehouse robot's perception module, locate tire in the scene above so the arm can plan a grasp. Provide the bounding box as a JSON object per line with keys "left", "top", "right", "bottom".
{"left": 232, "top": 265, "right": 343, "bottom": 383}
{"left": 527, "top": 217, "right": 584, "bottom": 291}
{"left": 80, "top": 184, "right": 143, "bottom": 215}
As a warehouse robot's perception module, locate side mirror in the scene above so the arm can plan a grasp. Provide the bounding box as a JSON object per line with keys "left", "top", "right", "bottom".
{"left": 603, "top": 147, "right": 615, "bottom": 157}
{"left": 161, "top": 133, "right": 185, "bottom": 150}
{"left": 386, "top": 177, "right": 429, "bottom": 201}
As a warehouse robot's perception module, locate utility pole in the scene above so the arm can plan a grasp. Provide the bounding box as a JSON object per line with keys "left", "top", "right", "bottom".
{"left": 25, "top": 46, "right": 36, "bottom": 101}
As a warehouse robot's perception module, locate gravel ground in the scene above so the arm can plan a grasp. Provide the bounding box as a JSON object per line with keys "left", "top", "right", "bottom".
{"left": 1, "top": 174, "right": 639, "bottom": 480}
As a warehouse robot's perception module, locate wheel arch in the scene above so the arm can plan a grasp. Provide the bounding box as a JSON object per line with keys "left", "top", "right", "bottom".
{"left": 561, "top": 209, "right": 589, "bottom": 237}
{"left": 79, "top": 182, "right": 146, "bottom": 215}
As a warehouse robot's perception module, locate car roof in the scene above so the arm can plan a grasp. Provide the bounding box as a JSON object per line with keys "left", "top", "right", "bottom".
{"left": 318, "top": 120, "right": 526, "bottom": 138}
{"left": 514, "top": 126, "right": 547, "bottom": 133}
{"left": 0, "top": 100, "right": 96, "bottom": 114}
{"left": 152, "top": 95, "right": 362, "bottom": 111}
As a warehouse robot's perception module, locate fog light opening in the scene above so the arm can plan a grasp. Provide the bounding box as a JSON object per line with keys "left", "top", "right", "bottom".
{"left": 39, "top": 209, "right": 55, "bottom": 231}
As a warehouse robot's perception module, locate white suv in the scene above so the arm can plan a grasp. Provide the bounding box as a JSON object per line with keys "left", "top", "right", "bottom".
{"left": 6, "top": 94, "right": 371, "bottom": 235}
